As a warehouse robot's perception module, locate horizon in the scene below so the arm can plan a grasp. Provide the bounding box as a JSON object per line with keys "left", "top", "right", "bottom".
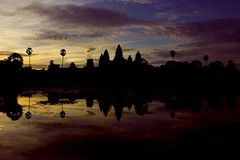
{"left": 0, "top": 0, "right": 239, "bottom": 69}
{"left": 2, "top": 44, "right": 240, "bottom": 70}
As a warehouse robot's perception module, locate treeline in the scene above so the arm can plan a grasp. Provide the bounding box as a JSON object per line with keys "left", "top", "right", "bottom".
{"left": 0, "top": 45, "right": 239, "bottom": 95}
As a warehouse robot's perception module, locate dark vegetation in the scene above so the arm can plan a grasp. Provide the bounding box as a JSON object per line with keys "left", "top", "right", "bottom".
{"left": 0, "top": 44, "right": 238, "bottom": 95}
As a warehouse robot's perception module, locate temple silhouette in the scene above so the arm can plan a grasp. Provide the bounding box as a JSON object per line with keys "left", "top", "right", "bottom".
{"left": 0, "top": 44, "right": 239, "bottom": 96}
{"left": 0, "top": 42, "right": 238, "bottom": 121}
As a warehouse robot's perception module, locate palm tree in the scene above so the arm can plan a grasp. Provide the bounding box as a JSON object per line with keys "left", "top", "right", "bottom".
{"left": 203, "top": 55, "right": 209, "bottom": 66}
{"left": 170, "top": 50, "right": 176, "bottom": 60}
{"left": 26, "top": 48, "right": 33, "bottom": 67}
{"left": 60, "top": 49, "right": 66, "bottom": 68}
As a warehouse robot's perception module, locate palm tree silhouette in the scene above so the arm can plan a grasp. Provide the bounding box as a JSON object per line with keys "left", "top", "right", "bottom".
{"left": 26, "top": 48, "right": 33, "bottom": 67}
{"left": 60, "top": 49, "right": 66, "bottom": 68}
{"left": 170, "top": 50, "right": 176, "bottom": 60}
{"left": 21, "top": 92, "right": 32, "bottom": 119}
{"left": 203, "top": 55, "right": 209, "bottom": 66}
{"left": 60, "top": 104, "right": 65, "bottom": 118}
{"left": 25, "top": 95, "right": 32, "bottom": 119}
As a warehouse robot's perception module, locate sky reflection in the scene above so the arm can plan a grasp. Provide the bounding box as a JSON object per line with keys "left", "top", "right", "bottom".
{"left": 0, "top": 92, "right": 239, "bottom": 159}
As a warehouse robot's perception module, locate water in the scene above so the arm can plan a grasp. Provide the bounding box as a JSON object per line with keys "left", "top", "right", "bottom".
{"left": 0, "top": 90, "right": 240, "bottom": 159}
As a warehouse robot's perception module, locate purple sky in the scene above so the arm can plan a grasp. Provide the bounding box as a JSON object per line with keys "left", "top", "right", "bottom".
{"left": 0, "top": 0, "right": 239, "bottom": 68}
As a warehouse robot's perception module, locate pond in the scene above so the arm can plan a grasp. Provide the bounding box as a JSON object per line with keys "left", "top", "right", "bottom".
{"left": 0, "top": 89, "right": 240, "bottom": 159}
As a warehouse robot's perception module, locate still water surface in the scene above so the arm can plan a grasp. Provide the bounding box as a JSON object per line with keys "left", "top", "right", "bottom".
{"left": 0, "top": 90, "right": 240, "bottom": 159}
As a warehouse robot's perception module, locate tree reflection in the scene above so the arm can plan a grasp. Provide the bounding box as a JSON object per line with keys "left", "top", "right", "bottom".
{"left": 60, "top": 103, "right": 65, "bottom": 118}
{"left": 0, "top": 94, "right": 23, "bottom": 121}
{"left": 20, "top": 91, "right": 34, "bottom": 119}
{"left": 25, "top": 93, "right": 32, "bottom": 119}
{"left": 10, "top": 88, "right": 239, "bottom": 121}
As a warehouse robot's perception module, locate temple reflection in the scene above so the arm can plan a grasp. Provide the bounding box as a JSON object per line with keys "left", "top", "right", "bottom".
{"left": 0, "top": 88, "right": 238, "bottom": 121}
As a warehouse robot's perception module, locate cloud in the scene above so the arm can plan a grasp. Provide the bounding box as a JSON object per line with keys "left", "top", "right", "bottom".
{"left": 25, "top": 2, "right": 149, "bottom": 28}
{"left": 122, "top": 48, "right": 136, "bottom": 52}
{"left": 26, "top": 30, "right": 106, "bottom": 41}
{"left": 0, "top": 51, "right": 17, "bottom": 56}
{"left": 142, "top": 19, "right": 240, "bottom": 65}
{"left": 116, "top": 0, "right": 153, "bottom": 4}
{"left": 172, "top": 19, "right": 240, "bottom": 62}
{"left": 156, "top": 11, "right": 199, "bottom": 21}
{"left": 15, "top": 2, "right": 240, "bottom": 67}
{"left": 0, "top": 51, "right": 36, "bottom": 57}
{"left": 146, "top": 19, "right": 240, "bottom": 43}
{"left": 146, "top": 18, "right": 240, "bottom": 47}
{"left": 77, "top": 44, "right": 98, "bottom": 54}
{"left": 175, "top": 41, "right": 240, "bottom": 62}
{"left": 86, "top": 47, "right": 96, "bottom": 53}
{"left": 176, "top": 19, "right": 240, "bottom": 43}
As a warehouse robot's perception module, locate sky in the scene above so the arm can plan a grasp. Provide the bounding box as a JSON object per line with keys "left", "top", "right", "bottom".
{"left": 0, "top": 0, "right": 240, "bottom": 68}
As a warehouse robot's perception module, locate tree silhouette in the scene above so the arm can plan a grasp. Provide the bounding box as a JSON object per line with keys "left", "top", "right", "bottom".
{"left": 203, "top": 55, "right": 209, "bottom": 66}
{"left": 50, "top": 60, "right": 54, "bottom": 65}
{"left": 226, "top": 60, "right": 237, "bottom": 72}
{"left": 7, "top": 53, "right": 23, "bottom": 70}
{"left": 60, "top": 49, "right": 66, "bottom": 68}
{"left": 6, "top": 106, "right": 22, "bottom": 121}
{"left": 69, "top": 62, "right": 77, "bottom": 69}
{"left": 170, "top": 50, "right": 176, "bottom": 60}
{"left": 48, "top": 59, "right": 60, "bottom": 71}
{"left": 26, "top": 47, "right": 33, "bottom": 67}
{"left": 8, "top": 53, "right": 23, "bottom": 63}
